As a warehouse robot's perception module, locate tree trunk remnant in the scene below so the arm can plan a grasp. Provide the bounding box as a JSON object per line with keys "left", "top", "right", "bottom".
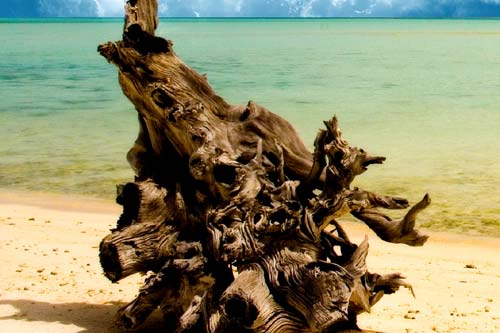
{"left": 98, "top": 1, "right": 430, "bottom": 332}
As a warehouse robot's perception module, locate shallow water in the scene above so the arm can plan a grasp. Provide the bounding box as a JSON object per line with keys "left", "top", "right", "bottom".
{"left": 1, "top": 18, "right": 500, "bottom": 236}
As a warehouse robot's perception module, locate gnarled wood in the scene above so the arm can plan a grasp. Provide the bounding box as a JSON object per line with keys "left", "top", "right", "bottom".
{"left": 98, "top": 1, "right": 430, "bottom": 331}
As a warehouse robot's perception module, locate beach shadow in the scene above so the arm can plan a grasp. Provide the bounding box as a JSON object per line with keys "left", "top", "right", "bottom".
{"left": 0, "top": 299, "right": 164, "bottom": 332}
{"left": 0, "top": 299, "right": 386, "bottom": 332}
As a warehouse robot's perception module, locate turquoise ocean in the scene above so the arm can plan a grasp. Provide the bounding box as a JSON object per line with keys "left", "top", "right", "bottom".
{"left": 1, "top": 18, "right": 500, "bottom": 236}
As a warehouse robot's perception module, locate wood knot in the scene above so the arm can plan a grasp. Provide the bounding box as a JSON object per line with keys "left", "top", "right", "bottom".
{"left": 151, "top": 88, "right": 175, "bottom": 110}
{"left": 124, "top": 24, "right": 170, "bottom": 55}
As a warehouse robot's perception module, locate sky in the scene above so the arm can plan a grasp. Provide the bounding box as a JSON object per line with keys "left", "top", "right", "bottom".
{"left": 2, "top": 0, "right": 500, "bottom": 18}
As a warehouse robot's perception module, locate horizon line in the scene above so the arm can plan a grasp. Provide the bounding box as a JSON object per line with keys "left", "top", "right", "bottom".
{"left": 2, "top": 16, "right": 500, "bottom": 20}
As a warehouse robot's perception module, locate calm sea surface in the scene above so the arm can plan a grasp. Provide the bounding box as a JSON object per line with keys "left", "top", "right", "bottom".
{"left": 1, "top": 18, "right": 500, "bottom": 236}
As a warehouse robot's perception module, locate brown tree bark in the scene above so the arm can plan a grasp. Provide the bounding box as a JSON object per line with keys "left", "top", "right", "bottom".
{"left": 98, "top": 1, "right": 430, "bottom": 331}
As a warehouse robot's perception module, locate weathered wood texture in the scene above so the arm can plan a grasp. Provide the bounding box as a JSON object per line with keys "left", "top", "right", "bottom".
{"left": 98, "top": 1, "right": 430, "bottom": 332}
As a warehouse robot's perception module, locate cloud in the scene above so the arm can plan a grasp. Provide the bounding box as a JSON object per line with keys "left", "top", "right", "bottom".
{"left": 402, "top": 0, "right": 500, "bottom": 17}
{"left": 95, "top": 0, "right": 125, "bottom": 17}
{"left": 156, "top": 0, "right": 500, "bottom": 18}
{"left": 1, "top": 0, "right": 500, "bottom": 17}
{"left": 37, "top": 0, "right": 99, "bottom": 17}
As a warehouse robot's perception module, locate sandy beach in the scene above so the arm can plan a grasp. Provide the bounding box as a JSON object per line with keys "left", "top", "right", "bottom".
{"left": 0, "top": 191, "right": 498, "bottom": 333}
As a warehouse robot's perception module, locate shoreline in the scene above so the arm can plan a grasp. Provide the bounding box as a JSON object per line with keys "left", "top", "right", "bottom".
{"left": 1, "top": 190, "right": 499, "bottom": 332}
{"left": 0, "top": 189, "right": 120, "bottom": 215}
{"left": 1, "top": 188, "right": 498, "bottom": 242}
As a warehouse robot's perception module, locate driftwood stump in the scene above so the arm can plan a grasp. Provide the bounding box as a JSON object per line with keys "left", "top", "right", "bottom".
{"left": 98, "top": 1, "right": 430, "bottom": 332}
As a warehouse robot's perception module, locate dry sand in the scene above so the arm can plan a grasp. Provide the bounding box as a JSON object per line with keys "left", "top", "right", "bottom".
{"left": 0, "top": 191, "right": 499, "bottom": 332}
